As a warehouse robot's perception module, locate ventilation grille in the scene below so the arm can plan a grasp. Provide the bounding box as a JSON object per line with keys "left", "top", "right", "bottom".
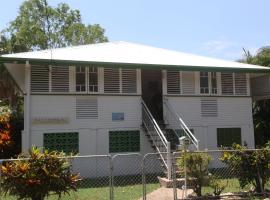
{"left": 221, "top": 73, "right": 234, "bottom": 95}
{"left": 167, "top": 70, "right": 180, "bottom": 94}
{"left": 182, "top": 72, "right": 195, "bottom": 94}
{"left": 76, "top": 97, "right": 98, "bottom": 119}
{"left": 104, "top": 68, "right": 120, "bottom": 93}
{"left": 122, "top": 69, "right": 137, "bottom": 93}
{"left": 201, "top": 99, "right": 218, "bottom": 117}
{"left": 31, "top": 65, "right": 49, "bottom": 92}
{"left": 235, "top": 73, "right": 247, "bottom": 95}
{"left": 51, "top": 66, "right": 69, "bottom": 92}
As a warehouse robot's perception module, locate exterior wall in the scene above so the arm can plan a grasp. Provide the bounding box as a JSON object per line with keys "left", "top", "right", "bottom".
{"left": 165, "top": 96, "right": 254, "bottom": 150}
{"left": 29, "top": 95, "right": 153, "bottom": 155}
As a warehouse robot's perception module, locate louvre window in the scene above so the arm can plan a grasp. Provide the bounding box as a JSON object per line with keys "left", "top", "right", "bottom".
{"left": 109, "top": 130, "right": 140, "bottom": 153}
{"left": 76, "top": 97, "right": 98, "bottom": 119}
{"left": 44, "top": 132, "right": 79, "bottom": 153}
{"left": 104, "top": 68, "right": 120, "bottom": 93}
{"left": 221, "top": 73, "right": 234, "bottom": 95}
{"left": 51, "top": 66, "right": 69, "bottom": 92}
{"left": 217, "top": 128, "right": 241, "bottom": 147}
{"left": 167, "top": 70, "right": 180, "bottom": 94}
{"left": 201, "top": 99, "right": 218, "bottom": 117}
{"left": 182, "top": 72, "right": 195, "bottom": 94}
{"left": 31, "top": 65, "right": 49, "bottom": 92}
{"left": 235, "top": 73, "right": 247, "bottom": 95}
{"left": 122, "top": 69, "right": 137, "bottom": 93}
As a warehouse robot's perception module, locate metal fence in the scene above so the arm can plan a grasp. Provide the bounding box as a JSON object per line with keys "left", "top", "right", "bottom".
{"left": 0, "top": 149, "right": 270, "bottom": 200}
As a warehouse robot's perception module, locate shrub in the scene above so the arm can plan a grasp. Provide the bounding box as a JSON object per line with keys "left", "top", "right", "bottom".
{"left": 220, "top": 144, "right": 270, "bottom": 193}
{"left": 1, "top": 147, "right": 80, "bottom": 200}
{"left": 0, "top": 105, "right": 13, "bottom": 152}
{"left": 177, "top": 152, "right": 212, "bottom": 196}
{"left": 209, "top": 175, "right": 228, "bottom": 196}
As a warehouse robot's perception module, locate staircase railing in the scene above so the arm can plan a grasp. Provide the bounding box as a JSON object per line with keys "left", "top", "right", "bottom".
{"left": 141, "top": 99, "right": 172, "bottom": 179}
{"left": 163, "top": 98, "right": 199, "bottom": 150}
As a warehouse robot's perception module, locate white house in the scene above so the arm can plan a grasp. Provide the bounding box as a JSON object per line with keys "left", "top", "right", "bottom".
{"left": 1, "top": 41, "right": 270, "bottom": 177}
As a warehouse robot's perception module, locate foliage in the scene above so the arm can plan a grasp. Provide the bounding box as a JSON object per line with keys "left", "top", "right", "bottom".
{"left": 2, "top": 0, "right": 108, "bottom": 53}
{"left": 1, "top": 147, "right": 80, "bottom": 200}
{"left": 0, "top": 105, "right": 13, "bottom": 152}
{"left": 177, "top": 152, "right": 212, "bottom": 196}
{"left": 220, "top": 144, "right": 270, "bottom": 193}
{"left": 240, "top": 47, "right": 270, "bottom": 146}
{"left": 208, "top": 175, "right": 228, "bottom": 196}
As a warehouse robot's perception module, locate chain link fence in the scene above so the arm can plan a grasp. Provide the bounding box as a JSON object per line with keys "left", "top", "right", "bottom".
{"left": 0, "top": 150, "right": 270, "bottom": 200}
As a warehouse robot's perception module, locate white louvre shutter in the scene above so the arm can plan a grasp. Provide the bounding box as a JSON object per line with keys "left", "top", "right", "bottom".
{"left": 31, "top": 65, "right": 49, "bottom": 92}
{"left": 201, "top": 99, "right": 218, "bottom": 117}
{"left": 122, "top": 69, "right": 137, "bottom": 93}
{"left": 167, "top": 70, "right": 180, "bottom": 94}
{"left": 76, "top": 97, "right": 98, "bottom": 119}
{"left": 182, "top": 72, "right": 195, "bottom": 94}
{"left": 51, "top": 66, "right": 69, "bottom": 92}
{"left": 104, "top": 68, "right": 120, "bottom": 93}
{"left": 235, "top": 73, "right": 247, "bottom": 95}
{"left": 221, "top": 73, "right": 234, "bottom": 95}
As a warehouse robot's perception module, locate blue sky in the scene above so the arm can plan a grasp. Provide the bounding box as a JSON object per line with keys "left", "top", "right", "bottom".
{"left": 1, "top": 0, "right": 270, "bottom": 60}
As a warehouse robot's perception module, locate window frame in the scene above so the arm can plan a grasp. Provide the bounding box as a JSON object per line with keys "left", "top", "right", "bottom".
{"left": 75, "top": 66, "right": 99, "bottom": 93}
{"left": 199, "top": 72, "right": 218, "bottom": 95}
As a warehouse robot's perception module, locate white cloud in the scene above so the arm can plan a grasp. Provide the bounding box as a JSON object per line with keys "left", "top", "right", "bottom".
{"left": 203, "top": 37, "right": 235, "bottom": 53}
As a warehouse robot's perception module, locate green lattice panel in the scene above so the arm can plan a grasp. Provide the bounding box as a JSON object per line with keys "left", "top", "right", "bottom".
{"left": 217, "top": 128, "right": 241, "bottom": 147}
{"left": 44, "top": 132, "right": 79, "bottom": 153}
{"left": 109, "top": 130, "right": 140, "bottom": 153}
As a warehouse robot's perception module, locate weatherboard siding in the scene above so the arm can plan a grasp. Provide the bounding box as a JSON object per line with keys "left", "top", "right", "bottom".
{"left": 165, "top": 96, "right": 254, "bottom": 149}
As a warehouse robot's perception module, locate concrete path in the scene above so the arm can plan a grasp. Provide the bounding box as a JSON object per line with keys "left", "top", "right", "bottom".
{"left": 138, "top": 187, "right": 193, "bottom": 200}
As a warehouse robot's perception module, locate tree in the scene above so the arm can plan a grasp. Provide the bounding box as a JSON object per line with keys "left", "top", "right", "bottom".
{"left": 3, "top": 0, "right": 108, "bottom": 53}
{"left": 240, "top": 47, "right": 270, "bottom": 146}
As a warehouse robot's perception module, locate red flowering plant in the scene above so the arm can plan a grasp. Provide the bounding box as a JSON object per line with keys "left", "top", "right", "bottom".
{"left": 0, "top": 105, "right": 13, "bottom": 152}
{"left": 1, "top": 147, "right": 80, "bottom": 200}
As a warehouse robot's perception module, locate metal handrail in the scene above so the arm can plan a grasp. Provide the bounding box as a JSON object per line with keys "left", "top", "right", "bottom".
{"left": 163, "top": 98, "right": 199, "bottom": 150}
{"left": 141, "top": 100, "right": 168, "bottom": 145}
{"left": 141, "top": 99, "right": 169, "bottom": 169}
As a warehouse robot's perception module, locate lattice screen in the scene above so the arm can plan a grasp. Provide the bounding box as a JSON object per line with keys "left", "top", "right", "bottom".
{"left": 109, "top": 130, "right": 140, "bottom": 153}
{"left": 44, "top": 132, "right": 79, "bottom": 153}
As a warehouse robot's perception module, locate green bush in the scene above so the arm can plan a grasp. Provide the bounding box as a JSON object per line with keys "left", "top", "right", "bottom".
{"left": 177, "top": 152, "right": 212, "bottom": 196}
{"left": 1, "top": 147, "right": 80, "bottom": 200}
{"left": 220, "top": 143, "right": 270, "bottom": 193}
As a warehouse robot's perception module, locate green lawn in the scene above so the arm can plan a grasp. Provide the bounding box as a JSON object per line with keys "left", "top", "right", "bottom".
{"left": 0, "top": 183, "right": 159, "bottom": 200}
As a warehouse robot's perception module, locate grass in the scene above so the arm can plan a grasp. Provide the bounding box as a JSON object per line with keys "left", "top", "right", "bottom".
{"left": 0, "top": 183, "right": 160, "bottom": 200}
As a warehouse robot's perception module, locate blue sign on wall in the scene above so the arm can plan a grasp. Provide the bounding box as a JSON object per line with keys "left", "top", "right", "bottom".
{"left": 112, "top": 112, "right": 124, "bottom": 121}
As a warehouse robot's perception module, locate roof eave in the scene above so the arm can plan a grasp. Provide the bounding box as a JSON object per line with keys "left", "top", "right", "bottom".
{"left": 1, "top": 56, "right": 270, "bottom": 73}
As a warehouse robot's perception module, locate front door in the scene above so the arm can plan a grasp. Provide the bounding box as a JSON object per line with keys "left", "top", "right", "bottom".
{"left": 141, "top": 69, "right": 163, "bottom": 121}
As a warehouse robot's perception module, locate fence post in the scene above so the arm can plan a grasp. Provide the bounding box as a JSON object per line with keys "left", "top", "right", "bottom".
{"left": 0, "top": 160, "right": 2, "bottom": 196}
{"left": 109, "top": 156, "right": 114, "bottom": 200}
{"left": 142, "top": 154, "right": 146, "bottom": 200}
{"left": 167, "top": 142, "right": 172, "bottom": 180}
{"left": 172, "top": 153, "right": 177, "bottom": 200}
